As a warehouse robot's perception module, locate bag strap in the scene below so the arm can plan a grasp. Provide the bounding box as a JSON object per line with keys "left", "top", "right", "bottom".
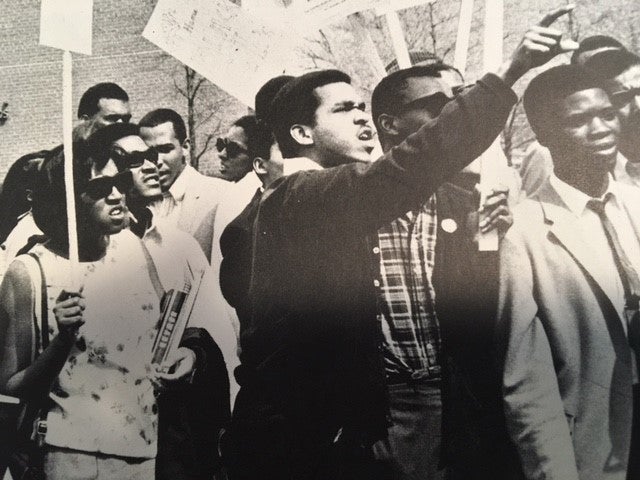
{"left": 28, "top": 253, "right": 49, "bottom": 353}
{"left": 18, "top": 253, "right": 48, "bottom": 361}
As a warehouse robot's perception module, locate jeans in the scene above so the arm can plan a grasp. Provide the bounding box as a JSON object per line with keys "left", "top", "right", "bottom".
{"left": 374, "top": 382, "right": 446, "bottom": 480}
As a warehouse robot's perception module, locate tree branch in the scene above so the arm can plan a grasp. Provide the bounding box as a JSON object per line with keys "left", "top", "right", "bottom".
{"left": 196, "top": 133, "right": 216, "bottom": 161}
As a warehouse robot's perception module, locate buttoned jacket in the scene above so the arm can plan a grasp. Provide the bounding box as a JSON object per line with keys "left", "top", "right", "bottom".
{"left": 497, "top": 179, "right": 640, "bottom": 480}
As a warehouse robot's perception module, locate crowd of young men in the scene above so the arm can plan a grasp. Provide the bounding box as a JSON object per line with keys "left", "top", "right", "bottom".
{"left": 2, "top": 5, "right": 640, "bottom": 480}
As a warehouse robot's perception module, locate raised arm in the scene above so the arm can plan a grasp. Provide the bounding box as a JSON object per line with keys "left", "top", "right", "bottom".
{"left": 283, "top": 7, "right": 578, "bottom": 232}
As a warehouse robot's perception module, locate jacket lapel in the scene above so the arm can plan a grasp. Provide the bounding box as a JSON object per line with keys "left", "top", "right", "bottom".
{"left": 536, "top": 181, "right": 620, "bottom": 311}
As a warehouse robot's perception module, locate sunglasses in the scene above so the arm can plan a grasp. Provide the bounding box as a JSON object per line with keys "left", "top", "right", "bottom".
{"left": 216, "top": 137, "right": 248, "bottom": 157}
{"left": 610, "top": 87, "right": 640, "bottom": 108}
{"left": 110, "top": 147, "right": 159, "bottom": 170}
{"left": 397, "top": 92, "right": 455, "bottom": 117}
{"left": 83, "top": 171, "right": 133, "bottom": 200}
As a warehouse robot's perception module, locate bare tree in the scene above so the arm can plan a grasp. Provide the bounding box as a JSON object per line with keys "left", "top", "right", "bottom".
{"left": 173, "top": 66, "right": 226, "bottom": 171}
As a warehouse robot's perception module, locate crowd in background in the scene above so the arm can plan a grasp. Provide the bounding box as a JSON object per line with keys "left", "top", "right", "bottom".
{"left": 1, "top": 4, "right": 640, "bottom": 480}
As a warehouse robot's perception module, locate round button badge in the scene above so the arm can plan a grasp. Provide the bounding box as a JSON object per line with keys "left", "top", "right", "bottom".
{"left": 441, "top": 218, "right": 458, "bottom": 233}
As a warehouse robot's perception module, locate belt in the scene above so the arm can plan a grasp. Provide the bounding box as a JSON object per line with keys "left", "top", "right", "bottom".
{"left": 386, "top": 367, "right": 441, "bottom": 386}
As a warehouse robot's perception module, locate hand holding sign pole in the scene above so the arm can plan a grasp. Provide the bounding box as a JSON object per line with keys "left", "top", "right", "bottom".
{"left": 39, "top": 0, "right": 93, "bottom": 284}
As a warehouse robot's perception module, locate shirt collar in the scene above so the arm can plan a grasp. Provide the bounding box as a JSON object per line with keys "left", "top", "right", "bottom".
{"left": 127, "top": 207, "right": 162, "bottom": 241}
{"left": 550, "top": 172, "right": 619, "bottom": 217}
{"left": 167, "top": 163, "right": 194, "bottom": 202}
{"left": 282, "top": 157, "right": 323, "bottom": 176}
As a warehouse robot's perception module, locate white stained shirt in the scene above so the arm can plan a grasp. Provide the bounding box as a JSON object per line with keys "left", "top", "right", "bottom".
{"left": 24, "top": 230, "right": 161, "bottom": 458}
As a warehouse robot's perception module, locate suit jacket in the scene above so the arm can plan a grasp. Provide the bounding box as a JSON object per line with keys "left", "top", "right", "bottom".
{"left": 433, "top": 182, "right": 521, "bottom": 479}
{"left": 152, "top": 165, "right": 231, "bottom": 263}
{"left": 497, "top": 179, "right": 640, "bottom": 480}
{"left": 232, "top": 73, "right": 517, "bottom": 468}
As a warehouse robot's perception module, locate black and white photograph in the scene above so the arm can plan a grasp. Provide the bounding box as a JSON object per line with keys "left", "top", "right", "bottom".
{"left": 1, "top": 0, "right": 640, "bottom": 479}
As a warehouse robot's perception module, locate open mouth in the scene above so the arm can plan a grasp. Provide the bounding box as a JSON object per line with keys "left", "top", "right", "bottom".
{"left": 358, "top": 128, "right": 375, "bottom": 142}
{"left": 144, "top": 174, "right": 160, "bottom": 186}
{"left": 109, "top": 206, "right": 125, "bottom": 217}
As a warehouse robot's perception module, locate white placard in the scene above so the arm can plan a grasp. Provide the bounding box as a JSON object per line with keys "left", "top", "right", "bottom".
{"left": 288, "top": 0, "right": 380, "bottom": 27}
{"left": 374, "top": 0, "right": 435, "bottom": 16}
{"left": 143, "top": 0, "right": 302, "bottom": 106}
{"left": 39, "top": 0, "right": 93, "bottom": 55}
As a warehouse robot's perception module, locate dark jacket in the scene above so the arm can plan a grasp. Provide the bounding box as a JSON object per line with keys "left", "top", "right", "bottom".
{"left": 433, "top": 182, "right": 522, "bottom": 479}
{"left": 156, "top": 327, "right": 230, "bottom": 480}
{"left": 219, "top": 188, "right": 261, "bottom": 332}
{"left": 230, "top": 74, "right": 517, "bottom": 476}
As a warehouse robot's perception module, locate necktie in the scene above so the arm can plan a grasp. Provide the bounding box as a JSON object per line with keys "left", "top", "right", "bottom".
{"left": 587, "top": 193, "right": 640, "bottom": 349}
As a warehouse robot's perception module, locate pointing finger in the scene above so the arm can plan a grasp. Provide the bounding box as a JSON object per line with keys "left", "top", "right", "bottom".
{"left": 538, "top": 4, "right": 575, "bottom": 28}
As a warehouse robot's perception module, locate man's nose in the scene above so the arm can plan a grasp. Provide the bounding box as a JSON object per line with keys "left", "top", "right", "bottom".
{"left": 354, "top": 109, "right": 371, "bottom": 125}
{"left": 108, "top": 185, "right": 124, "bottom": 201}
{"left": 141, "top": 158, "right": 158, "bottom": 172}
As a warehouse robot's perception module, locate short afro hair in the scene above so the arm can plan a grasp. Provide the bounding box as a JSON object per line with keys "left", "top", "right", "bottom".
{"left": 270, "top": 69, "right": 351, "bottom": 158}
{"left": 139, "top": 108, "right": 188, "bottom": 144}
{"left": 86, "top": 122, "right": 141, "bottom": 172}
{"left": 571, "top": 35, "right": 626, "bottom": 65}
{"left": 584, "top": 49, "right": 640, "bottom": 83}
{"left": 233, "top": 115, "right": 273, "bottom": 161}
{"left": 32, "top": 143, "right": 96, "bottom": 243}
{"left": 77, "top": 82, "right": 129, "bottom": 119}
{"left": 523, "top": 65, "right": 603, "bottom": 146}
{"left": 255, "top": 75, "right": 294, "bottom": 126}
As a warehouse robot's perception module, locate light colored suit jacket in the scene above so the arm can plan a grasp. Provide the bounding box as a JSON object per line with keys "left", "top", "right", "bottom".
{"left": 151, "top": 165, "right": 231, "bottom": 263}
{"left": 497, "top": 179, "right": 640, "bottom": 480}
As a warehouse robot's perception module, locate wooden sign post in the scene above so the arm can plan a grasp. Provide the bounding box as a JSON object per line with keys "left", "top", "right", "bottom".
{"left": 478, "top": 0, "right": 504, "bottom": 251}
{"left": 40, "top": 0, "right": 93, "bottom": 282}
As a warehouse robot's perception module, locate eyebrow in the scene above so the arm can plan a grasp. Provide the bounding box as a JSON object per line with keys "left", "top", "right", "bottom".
{"left": 332, "top": 100, "right": 366, "bottom": 110}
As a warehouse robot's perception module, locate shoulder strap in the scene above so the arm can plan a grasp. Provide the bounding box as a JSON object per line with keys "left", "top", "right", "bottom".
{"left": 19, "top": 253, "right": 49, "bottom": 360}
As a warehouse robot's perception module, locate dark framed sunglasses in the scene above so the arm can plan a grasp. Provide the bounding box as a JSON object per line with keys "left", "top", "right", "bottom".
{"left": 83, "top": 171, "right": 133, "bottom": 200}
{"left": 397, "top": 92, "right": 454, "bottom": 117}
{"left": 216, "top": 137, "right": 248, "bottom": 157}
{"left": 610, "top": 87, "right": 640, "bottom": 108}
{"left": 110, "top": 147, "right": 159, "bottom": 170}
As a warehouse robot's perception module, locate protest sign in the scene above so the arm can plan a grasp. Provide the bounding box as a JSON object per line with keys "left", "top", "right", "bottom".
{"left": 39, "top": 0, "right": 94, "bottom": 274}
{"left": 39, "top": 0, "right": 93, "bottom": 55}
{"left": 143, "top": 0, "right": 302, "bottom": 106}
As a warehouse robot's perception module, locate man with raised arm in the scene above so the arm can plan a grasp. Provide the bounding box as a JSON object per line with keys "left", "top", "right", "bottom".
{"left": 226, "top": 8, "right": 577, "bottom": 479}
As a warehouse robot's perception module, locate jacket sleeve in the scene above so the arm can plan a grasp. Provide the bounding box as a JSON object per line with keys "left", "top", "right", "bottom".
{"left": 497, "top": 232, "right": 579, "bottom": 480}
{"left": 283, "top": 73, "right": 518, "bottom": 232}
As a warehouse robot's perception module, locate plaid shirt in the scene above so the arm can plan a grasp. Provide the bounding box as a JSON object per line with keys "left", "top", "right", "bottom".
{"left": 374, "top": 194, "right": 441, "bottom": 378}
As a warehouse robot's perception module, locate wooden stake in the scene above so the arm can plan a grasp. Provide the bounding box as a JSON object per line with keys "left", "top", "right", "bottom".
{"left": 453, "top": 0, "right": 474, "bottom": 76}
{"left": 385, "top": 11, "right": 411, "bottom": 69}
{"left": 478, "top": 0, "right": 504, "bottom": 252}
{"left": 62, "top": 50, "right": 80, "bottom": 280}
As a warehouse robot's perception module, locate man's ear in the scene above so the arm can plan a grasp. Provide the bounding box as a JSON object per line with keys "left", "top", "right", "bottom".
{"left": 289, "top": 124, "right": 314, "bottom": 147}
{"left": 181, "top": 137, "right": 191, "bottom": 162}
{"left": 253, "top": 156, "right": 267, "bottom": 176}
{"left": 378, "top": 113, "right": 399, "bottom": 137}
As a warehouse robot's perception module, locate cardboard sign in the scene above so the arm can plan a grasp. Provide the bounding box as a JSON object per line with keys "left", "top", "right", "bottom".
{"left": 143, "top": 0, "right": 302, "bottom": 106}
{"left": 374, "top": 0, "right": 435, "bottom": 15}
{"left": 39, "top": 0, "right": 93, "bottom": 55}
{"left": 287, "top": 0, "right": 380, "bottom": 27}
